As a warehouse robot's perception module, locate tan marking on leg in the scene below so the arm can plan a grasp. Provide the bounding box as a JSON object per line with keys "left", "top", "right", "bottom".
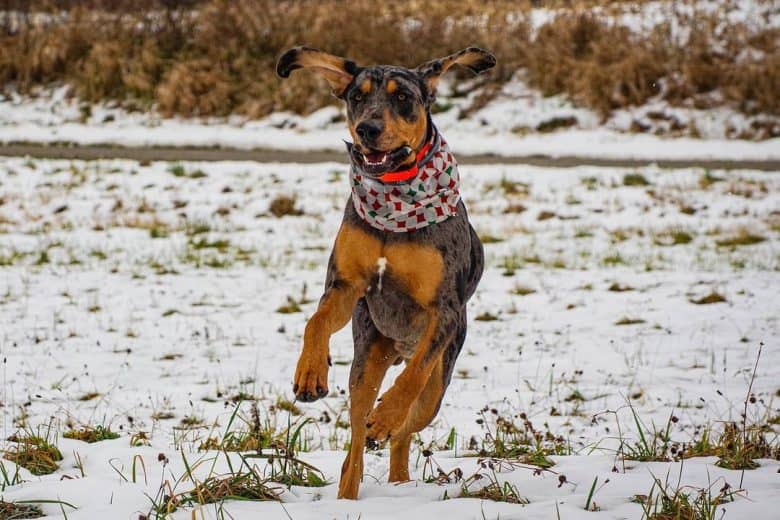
{"left": 294, "top": 282, "right": 360, "bottom": 401}
{"left": 338, "top": 337, "right": 398, "bottom": 499}
{"left": 294, "top": 224, "right": 381, "bottom": 401}
{"left": 389, "top": 433, "right": 412, "bottom": 482}
{"left": 365, "top": 310, "right": 440, "bottom": 441}
{"left": 402, "top": 354, "right": 446, "bottom": 433}
{"left": 389, "top": 355, "right": 446, "bottom": 483}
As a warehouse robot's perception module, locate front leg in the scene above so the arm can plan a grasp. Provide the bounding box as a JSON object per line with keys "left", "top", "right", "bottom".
{"left": 366, "top": 311, "right": 452, "bottom": 441}
{"left": 294, "top": 281, "right": 361, "bottom": 402}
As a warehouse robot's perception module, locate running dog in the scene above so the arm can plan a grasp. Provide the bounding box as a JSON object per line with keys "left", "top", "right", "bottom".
{"left": 276, "top": 46, "right": 494, "bottom": 499}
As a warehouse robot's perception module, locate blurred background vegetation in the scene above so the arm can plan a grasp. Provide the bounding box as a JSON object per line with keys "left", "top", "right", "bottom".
{"left": 0, "top": 0, "right": 777, "bottom": 120}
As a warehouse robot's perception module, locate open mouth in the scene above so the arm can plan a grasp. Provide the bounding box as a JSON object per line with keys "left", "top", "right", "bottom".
{"left": 349, "top": 144, "right": 414, "bottom": 176}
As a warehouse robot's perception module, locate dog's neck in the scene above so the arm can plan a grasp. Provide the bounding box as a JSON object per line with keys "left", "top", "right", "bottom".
{"left": 348, "top": 126, "right": 461, "bottom": 233}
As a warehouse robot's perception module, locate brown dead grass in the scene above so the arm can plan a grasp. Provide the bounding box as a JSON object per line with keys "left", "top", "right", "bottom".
{"left": 0, "top": 1, "right": 777, "bottom": 122}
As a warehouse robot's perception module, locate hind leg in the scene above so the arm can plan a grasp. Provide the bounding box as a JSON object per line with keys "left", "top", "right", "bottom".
{"left": 338, "top": 301, "right": 399, "bottom": 499}
{"left": 388, "top": 354, "right": 446, "bottom": 482}
{"left": 389, "top": 317, "right": 467, "bottom": 482}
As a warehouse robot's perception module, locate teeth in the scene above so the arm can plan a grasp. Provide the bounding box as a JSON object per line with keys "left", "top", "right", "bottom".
{"left": 363, "top": 152, "right": 388, "bottom": 166}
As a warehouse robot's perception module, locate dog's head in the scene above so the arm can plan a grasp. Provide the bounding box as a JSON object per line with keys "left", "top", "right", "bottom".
{"left": 277, "top": 47, "right": 495, "bottom": 176}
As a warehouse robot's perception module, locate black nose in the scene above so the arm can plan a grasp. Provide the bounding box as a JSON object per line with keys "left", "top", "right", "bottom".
{"left": 356, "top": 120, "right": 383, "bottom": 142}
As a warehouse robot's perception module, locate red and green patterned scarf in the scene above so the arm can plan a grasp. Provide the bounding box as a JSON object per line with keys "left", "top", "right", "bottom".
{"left": 349, "top": 130, "right": 461, "bottom": 233}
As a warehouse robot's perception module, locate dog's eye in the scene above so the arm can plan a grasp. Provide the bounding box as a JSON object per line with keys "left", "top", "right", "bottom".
{"left": 396, "top": 93, "right": 407, "bottom": 101}
{"left": 352, "top": 93, "right": 363, "bottom": 102}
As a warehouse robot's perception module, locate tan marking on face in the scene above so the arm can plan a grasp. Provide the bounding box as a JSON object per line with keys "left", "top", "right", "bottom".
{"left": 360, "top": 79, "right": 372, "bottom": 94}
{"left": 386, "top": 79, "right": 398, "bottom": 94}
{"left": 348, "top": 120, "right": 359, "bottom": 146}
{"left": 377, "top": 106, "right": 428, "bottom": 161}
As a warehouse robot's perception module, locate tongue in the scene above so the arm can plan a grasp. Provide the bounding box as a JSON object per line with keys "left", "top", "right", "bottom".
{"left": 364, "top": 151, "right": 389, "bottom": 165}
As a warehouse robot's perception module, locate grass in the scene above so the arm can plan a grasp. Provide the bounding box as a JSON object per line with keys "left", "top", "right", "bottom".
{"left": 615, "top": 316, "right": 646, "bottom": 326}
{"left": 274, "top": 398, "right": 302, "bottom": 416}
{"left": 63, "top": 425, "right": 120, "bottom": 443}
{"left": 681, "top": 345, "right": 778, "bottom": 469}
{"left": 0, "top": 461, "right": 22, "bottom": 491}
{"left": 602, "top": 252, "right": 626, "bottom": 266}
{"left": 184, "top": 467, "right": 282, "bottom": 505}
{"left": 471, "top": 408, "right": 568, "bottom": 466}
{"left": 274, "top": 284, "right": 313, "bottom": 314}
{"left": 715, "top": 230, "right": 766, "bottom": 248}
{"left": 500, "top": 254, "right": 522, "bottom": 276}
{"left": 699, "top": 171, "right": 725, "bottom": 189}
{"left": 1, "top": 1, "right": 777, "bottom": 127}
{"left": 268, "top": 195, "right": 303, "bottom": 218}
{"left": 199, "top": 402, "right": 307, "bottom": 454}
{"left": 536, "top": 115, "right": 577, "bottom": 133}
{"left": 634, "top": 473, "right": 739, "bottom": 520}
{"left": 584, "top": 476, "right": 609, "bottom": 512}
{"left": 143, "top": 453, "right": 284, "bottom": 518}
{"left": 511, "top": 284, "right": 536, "bottom": 296}
{"left": 618, "top": 405, "right": 676, "bottom": 463}
{"left": 77, "top": 391, "right": 100, "bottom": 401}
{"left": 653, "top": 229, "right": 694, "bottom": 247}
{"left": 275, "top": 298, "right": 302, "bottom": 314}
{"left": 479, "top": 233, "right": 504, "bottom": 244}
{"left": 689, "top": 291, "right": 727, "bottom": 305}
{"left": 0, "top": 501, "right": 44, "bottom": 519}
{"left": 681, "top": 423, "right": 778, "bottom": 470}
{"left": 623, "top": 173, "right": 651, "bottom": 187}
{"left": 145, "top": 406, "right": 326, "bottom": 518}
{"left": 460, "top": 472, "right": 529, "bottom": 504}
{"left": 3, "top": 427, "right": 63, "bottom": 476}
{"left": 168, "top": 164, "right": 207, "bottom": 179}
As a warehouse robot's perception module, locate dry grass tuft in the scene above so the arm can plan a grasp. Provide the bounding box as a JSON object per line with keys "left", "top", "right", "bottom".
{"left": 4, "top": 431, "right": 63, "bottom": 476}
{"left": 0, "top": 500, "right": 44, "bottom": 519}
{"left": 715, "top": 230, "right": 766, "bottom": 248}
{"left": 689, "top": 291, "right": 727, "bottom": 305}
{"left": 63, "top": 425, "right": 120, "bottom": 443}
{"left": 268, "top": 195, "right": 303, "bottom": 218}
{"left": 682, "top": 423, "right": 779, "bottom": 470}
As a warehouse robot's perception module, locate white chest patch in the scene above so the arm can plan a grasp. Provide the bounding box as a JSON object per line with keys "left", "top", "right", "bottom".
{"left": 376, "top": 257, "right": 388, "bottom": 292}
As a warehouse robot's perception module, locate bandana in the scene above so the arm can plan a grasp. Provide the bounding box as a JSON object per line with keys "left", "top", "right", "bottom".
{"left": 348, "top": 129, "right": 461, "bottom": 233}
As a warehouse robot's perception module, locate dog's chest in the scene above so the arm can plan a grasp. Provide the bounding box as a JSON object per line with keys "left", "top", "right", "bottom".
{"left": 363, "top": 256, "right": 427, "bottom": 356}
{"left": 334, "top": 224, "right": 445, "bottom": 354}
{"left": 335, "top": 225, "right": 444, "bottom": 308}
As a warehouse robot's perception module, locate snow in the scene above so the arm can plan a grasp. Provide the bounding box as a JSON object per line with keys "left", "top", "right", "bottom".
{"left": 1, "top": 84, "right": 778, "bottom": 161}
{"left": 0, "top": 154, "right": 777, "bottom": 518}
{"left": 3, "top": 34, "right": 780, "bottom": 166}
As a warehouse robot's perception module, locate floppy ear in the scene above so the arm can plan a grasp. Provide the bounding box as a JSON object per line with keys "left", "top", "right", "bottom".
{"left": 276, "top": 46, "right": 361, "bottom": 97}
{"left": 416, "top": 46, "right": 496, "bottom": 94}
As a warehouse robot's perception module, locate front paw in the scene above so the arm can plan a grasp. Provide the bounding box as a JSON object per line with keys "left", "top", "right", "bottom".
{"left": 293, "top": 352, "right": 329, "bottom": 402}
{"left": 365, "top": 398, "right": 407, "bottom": 443}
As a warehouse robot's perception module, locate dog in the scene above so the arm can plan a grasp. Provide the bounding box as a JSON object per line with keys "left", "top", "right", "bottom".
{"left": 276, "top": 46, "right": 495, "bottom": 499}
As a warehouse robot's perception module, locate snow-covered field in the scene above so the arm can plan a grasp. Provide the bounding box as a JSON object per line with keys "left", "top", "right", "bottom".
{"left": 2, "top": 83, "right": 780, "bottom": 162}
{"left": 0, "top": 155, "right": 777, "bottom": 518}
